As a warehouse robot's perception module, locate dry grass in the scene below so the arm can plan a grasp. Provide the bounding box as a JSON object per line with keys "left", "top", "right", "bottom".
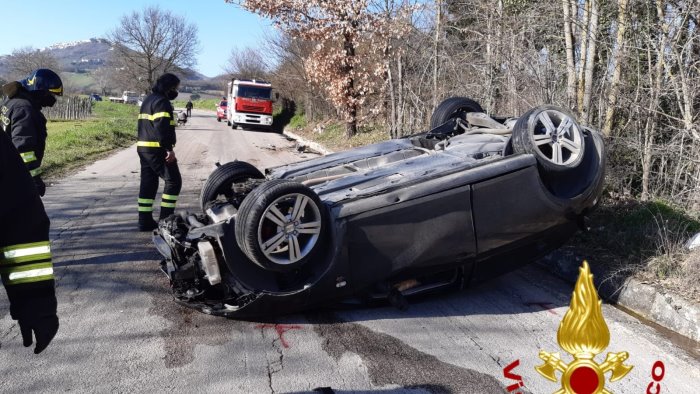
{"left": 569, "top": 198, "right": 700, "bottom": 302}
{"left": 286, "top": 116, "right": 390, "bottom": 152}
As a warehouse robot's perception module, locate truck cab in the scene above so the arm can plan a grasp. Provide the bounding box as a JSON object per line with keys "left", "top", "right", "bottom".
{"left": 226, "top": 79, "right": 274, "bottom": 130}
{"left": 122, "top": 91, "right": 139, "bottom": 104}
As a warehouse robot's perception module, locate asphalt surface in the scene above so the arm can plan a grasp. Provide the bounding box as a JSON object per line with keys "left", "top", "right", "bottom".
{"left": 1, "top": 109, "right": 698, "bottom": 393}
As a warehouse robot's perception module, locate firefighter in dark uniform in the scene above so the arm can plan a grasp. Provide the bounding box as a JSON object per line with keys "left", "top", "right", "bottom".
{"left": 185, "top": 100, "right": 193, "bottom": 117}
{"left": 0, "top": 129, "right": 58, "bottom": 354}
{"left": 137, "top": 73, "right": 182, "bottom": 231}
{"left": 0, "top": 69, "right": 63, "bottom": 197}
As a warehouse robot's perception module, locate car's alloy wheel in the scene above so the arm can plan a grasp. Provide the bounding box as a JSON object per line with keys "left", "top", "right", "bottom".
{"left": 236, "top": 180, "right": 326, "bottom": 271}
{"left": 257, "top": 193, "right": 322, "bottom": 266}
{"left": 512, "top": 105, "right": 585, "bottom": 172}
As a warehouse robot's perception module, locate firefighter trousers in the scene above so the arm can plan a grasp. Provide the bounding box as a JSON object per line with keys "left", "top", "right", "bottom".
{"left": 1, "top": 130, "right": 56, "bottom": 321}
{"left": 138, "top": 150, "right": 182, "bottom": 219}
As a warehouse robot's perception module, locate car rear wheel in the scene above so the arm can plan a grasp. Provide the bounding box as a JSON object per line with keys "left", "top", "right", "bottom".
{"left": 236, "top": 180, "right": 326, "bottom": 272}
{"left": 199, "top": 161, "right": 264, "bottom": 211}
{"left": 429, "top": 97, "right": 485, "bottom": 129}
{"left": 217, "top": 118, "right": 221, "bottom": 122}
{"left": 512, "top": 105, "right": 585, "bottom": 172}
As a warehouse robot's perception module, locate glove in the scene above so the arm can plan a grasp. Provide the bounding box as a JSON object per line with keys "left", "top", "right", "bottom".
{"left": 34, "top": 176, "right": 46, "bottom": 197}
{"left": 6, "top": 282, "right": 58, "bottom": 354}
{"left": 165, "top": 150, "right": 177, "bottom": 164}
{"left": 18, "top": 314, "right": 59, "bottom": 354}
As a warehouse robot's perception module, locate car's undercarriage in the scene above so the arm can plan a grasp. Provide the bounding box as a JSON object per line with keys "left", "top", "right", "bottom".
{"left": 153, "top": 98, "right": 605, "bottom": 317}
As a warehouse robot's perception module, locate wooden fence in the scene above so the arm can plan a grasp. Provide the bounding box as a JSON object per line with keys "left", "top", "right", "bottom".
{"left": 43, "top": 96, "right": 93, "bottom": 120}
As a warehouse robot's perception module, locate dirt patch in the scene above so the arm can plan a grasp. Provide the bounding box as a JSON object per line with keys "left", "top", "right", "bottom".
{"left": 309, "top": 313, "right": 506, "bottom": 394}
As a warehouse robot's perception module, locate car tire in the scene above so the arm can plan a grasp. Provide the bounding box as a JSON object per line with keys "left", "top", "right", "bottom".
{"left": 199, "top": 161, "right": 264, "bottom": 211}
{"left": 217, "top": 118, "right": 221, "bottom": 122}
{"left": 227, "top": 120, "right": 231, "bottom": 126}
{"left": 512, "top": 105, "right": 585, "bottom": 172}
{"left": 236, "top": 179, "right": 326, "bottom": 272}
{"left": 429, "top": 97, "right": 485, "bottom": 129}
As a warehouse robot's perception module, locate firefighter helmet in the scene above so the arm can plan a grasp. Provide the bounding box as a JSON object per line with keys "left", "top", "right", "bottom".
{"left": 20, "top": 69, "right": 63, "bottom": 96}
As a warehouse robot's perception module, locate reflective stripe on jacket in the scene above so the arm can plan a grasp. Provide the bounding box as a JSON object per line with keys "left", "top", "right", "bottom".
{"left": 137, "top": 92, "right": 176, "bottom": 151}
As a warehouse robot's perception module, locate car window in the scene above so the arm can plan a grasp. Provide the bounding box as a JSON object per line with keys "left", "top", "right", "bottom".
{"left": 237, "top": 86, "right": 271, "bottom": 100}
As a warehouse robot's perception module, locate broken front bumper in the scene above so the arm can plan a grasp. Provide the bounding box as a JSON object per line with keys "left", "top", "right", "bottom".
{"left": 152, "top": 212, "right": 346, "bottom": 318}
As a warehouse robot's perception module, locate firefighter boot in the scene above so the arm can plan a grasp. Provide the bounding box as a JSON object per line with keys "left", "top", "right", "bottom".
{"left": 159, "top": 207, "right": 175, "bottom": 221}
{"left": 138, "top": 212, "right": 158, "bottom": 231}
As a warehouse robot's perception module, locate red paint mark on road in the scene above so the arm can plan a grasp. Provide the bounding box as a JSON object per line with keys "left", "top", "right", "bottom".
{"left": 256, "top": 324, "right": 302, "bottom": 348}
{"left": 503, "top": 359, "right": 525, "bottom": 393}
{"left": 524, "top": 302, "right": 558, "bottom": 315}
{"left": 503, "top": 359, "right": 522, "bottom": 381}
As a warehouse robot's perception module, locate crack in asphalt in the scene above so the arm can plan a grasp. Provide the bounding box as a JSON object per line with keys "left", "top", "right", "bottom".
{"left": 308, "top": 313, "right": 505, "bottom": 394}
{"left": 258, "top": 324, "right": 288, "bottom": 394}
{"left": 0, "top": 324, "right": 18, "bottom": 349}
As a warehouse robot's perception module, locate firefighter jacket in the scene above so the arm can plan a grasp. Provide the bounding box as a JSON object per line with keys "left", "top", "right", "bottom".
{"left": 0, "top": 129, "right": 56, "bottom": 321}
{"left": 1, "top": 82, "right": 47, "bottom": 178}
{"left": 137, "top": 92, "right": 176, "bottom": 152}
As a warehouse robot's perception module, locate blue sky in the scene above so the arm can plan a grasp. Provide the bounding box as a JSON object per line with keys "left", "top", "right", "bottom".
{"left": 0, "top": 0, "right": 274, "bottom": 77}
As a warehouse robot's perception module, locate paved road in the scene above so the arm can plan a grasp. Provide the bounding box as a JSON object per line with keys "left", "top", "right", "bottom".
{"left": 1, "top": 110, "right": 698, "bottom": 393}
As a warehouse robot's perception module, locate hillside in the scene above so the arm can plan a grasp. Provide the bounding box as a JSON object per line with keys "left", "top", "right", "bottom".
{"left": 0, "top": 38, "right": 213, "bottom": 94}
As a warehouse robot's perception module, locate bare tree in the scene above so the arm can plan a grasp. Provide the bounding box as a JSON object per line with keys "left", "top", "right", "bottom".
{"left": 6, "top": 47, "right": 59, "bottom": 80}
{"left": 263, "top": 32, "right": 334, "bottom": 121}
{"left": 602, "top": 0, "right": 629, "bottom": 137}
{"left": 108, "top": 6, "right": 200, "bottom": 93}
{"left": 249, "top": 0, "right": 700, "bottom": 213}
{"left": 225, "top": 47, "right": 269, "bottom": 80}
{"left": 577, "top": 0, "right": 599, "bottom": 124}
{"left": 92, "top": 67, "right": 113, "bottom": 96}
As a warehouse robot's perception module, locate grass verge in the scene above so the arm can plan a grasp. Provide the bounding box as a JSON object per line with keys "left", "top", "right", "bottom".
{"left": 285, "top": 114, "right": 388, "bottom": 152}
{"left": 43, "top": 101, "right": 138, "bottom": 178}
{"left": 566, "top": 198, "right": 700, "bottom": 302}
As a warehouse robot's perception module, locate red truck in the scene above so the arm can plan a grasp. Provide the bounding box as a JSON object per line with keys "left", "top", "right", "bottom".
{"left": 226, "top": 79, "right": 274, "bottom": 130}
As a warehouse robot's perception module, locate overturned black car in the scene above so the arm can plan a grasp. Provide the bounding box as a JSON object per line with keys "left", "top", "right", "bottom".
{"left": 153, "top": 97, "right": 605, "bottom": 317}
